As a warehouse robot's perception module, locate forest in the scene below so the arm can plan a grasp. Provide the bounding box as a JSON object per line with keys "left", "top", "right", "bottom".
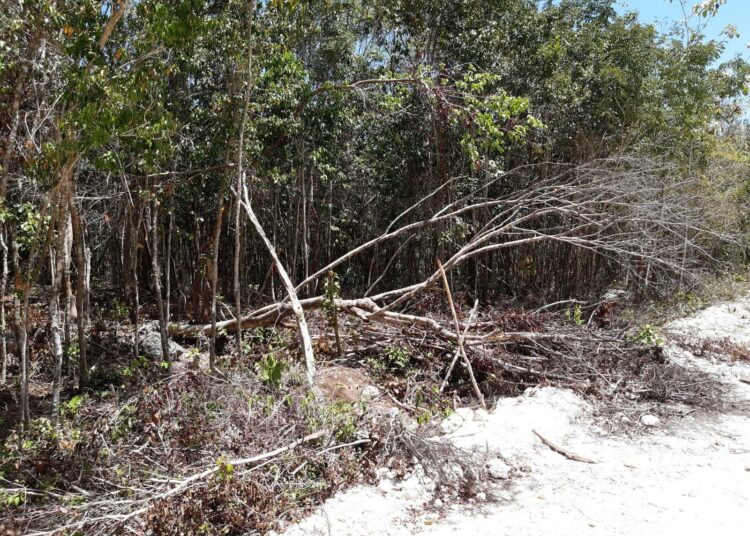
{"left": 1, "top": 0, "right": 749, "bottom": 534}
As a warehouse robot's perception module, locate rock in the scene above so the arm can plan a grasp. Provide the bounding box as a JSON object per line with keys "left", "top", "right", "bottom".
{"left": 473, "top": 409, "right": 489, "bottom": 422}
{"left": 476, "top": 492, "right": 486, "bottom": 502}
{"left": 138, "top": 322, "right": 185, "bottom": 360}
{"left": 317, "top": 366, "right": 382, "bottom": 403}
{"left": 443, "top": 463, "right": 464, "bottom": 481}
{"left": 375, "top": 467, "right": 389, "bottom": 479}
{"left": 602, "top": 289, "right": 630, "bottom": 302}
{"left": 401, "top": 474, "right": 430, "bottom": 501}
{"left": 495, "top": 491, "right": 512, "bottom": 502}
{"left": 440, "top": 407, "right": 475, "bottom": 434}
{"left": 433, "top": 498, "right": 443, "bottom": 508}
{"left": 487, "top": 458, "right": 511, "bottom": 480}
{"left": 378, "top": 479, "right": 395, "bottom": 493}
{"left": 361, "top": 385, "right": 381, "bottom": 401}
{"left": 640, "top": 414, "right": 660, "bottom": 427}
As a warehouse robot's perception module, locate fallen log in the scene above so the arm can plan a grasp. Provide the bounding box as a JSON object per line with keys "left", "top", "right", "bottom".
{"left": 167, "top": 295, "right": 572, "bottom": 350}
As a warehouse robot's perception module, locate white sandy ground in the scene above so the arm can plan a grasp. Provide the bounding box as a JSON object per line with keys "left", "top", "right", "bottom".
{"left": 279, "top": 296, "right": 750, "bottom": 536}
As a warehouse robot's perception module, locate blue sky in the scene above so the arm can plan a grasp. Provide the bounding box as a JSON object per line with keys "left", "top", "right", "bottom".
{"left": 615, "top": 0, "right": 749, "bottom": 63}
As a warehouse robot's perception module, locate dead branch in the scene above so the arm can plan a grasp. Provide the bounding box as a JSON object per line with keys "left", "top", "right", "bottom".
{"left": 532, "top": 429, "right": 597, "bottom": 464}
{"left": 141, "top": 430, "right": 326, "bottom": 505}
{"left": 438, "top": 261, "right": 485, "bottom": 409}
{"left": 238, "top": 179, "right": 317, "bottom": 386}
{"left": 441, "top": 300, "right": 479, "bottom": 393}
{"left": 171, "top": 156, "right": 730, "bottom": 365}
{"left": 22, "top": 430, "right": 329, "bottom": 536}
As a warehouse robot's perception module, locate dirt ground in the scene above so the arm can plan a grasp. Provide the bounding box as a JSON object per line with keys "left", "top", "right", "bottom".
{"left": 278, "top": 297, "right": 750, "bottom": 536}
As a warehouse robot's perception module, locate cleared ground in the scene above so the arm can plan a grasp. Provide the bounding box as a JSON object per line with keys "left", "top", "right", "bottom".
{"left": 280, "top": 297, "right": 750, "bottom": 536}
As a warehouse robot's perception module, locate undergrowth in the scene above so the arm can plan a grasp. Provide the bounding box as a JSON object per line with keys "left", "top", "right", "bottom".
{"left": 1, "top": 295, "right": 738, "bottom": 534}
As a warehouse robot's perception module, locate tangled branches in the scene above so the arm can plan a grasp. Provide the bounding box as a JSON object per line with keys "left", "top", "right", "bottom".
{"left": 174, "top": 155, "right": 729, "bottom": 343}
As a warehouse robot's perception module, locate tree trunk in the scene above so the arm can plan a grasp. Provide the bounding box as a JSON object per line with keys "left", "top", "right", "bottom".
{"left": 69, "top": 194, "right": 88, "bottom": 391}
{"left": 165, "top": 202, "right": 173, "bottom": 324}
{"left": 50, "top": 202, "right": 69, "bottom": 424}
{"left": 63, "top": 217, "right": 73, "bottom": 376}
{"left": 240, "top": 177, "right": 316, "bottom": 387}
{"left": 209, "top": 201, "right": 225, "bottom": 370}
{"left": 0, "top": 230, "right": 8, "bottom": 385}
{"left": 150, "top": 202, "right": 171, "bottom": 364}
{"left": 233, "top": 0, "right": 257, "bottom": 360}
{"left": 130, "top": 202, "right": 142, "bottom": 360}
{"left": 10, "top": 233, "right": 30, "bottom": 436}
{"left": 233, "top": 190, "right": 243, "bottom": 359}
{"left": 18, "top": 289, "right": 30, "bottom": 429}
{"left": 14, "top": 170, "right": 59, "bottom": 438}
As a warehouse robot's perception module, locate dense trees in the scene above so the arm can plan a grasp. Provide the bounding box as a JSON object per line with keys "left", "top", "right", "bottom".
{"left": 0, "top": 0, "right": 748, "bottom": 429}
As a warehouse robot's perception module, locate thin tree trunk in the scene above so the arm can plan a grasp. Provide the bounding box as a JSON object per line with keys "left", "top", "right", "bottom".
{"left": 209, "top": 201, "right": 225, "bottom": 370}
{"left": 301, "top": 162, "right": 310, "bottom": 283}
{"left": 49, "top": 1, "right": 129, "bottom": 388}
{"left": 18, "top": 289, "right": 30, "bottom": 429}
{"left": 150, "top": 202, "right": 171, "bottom": 364}
{"left": 97, "top": 0, "right": 129, "bottom": 50}
{"left": 14, "top": 172, "right": 61, "bottom": 438}
{"left": 11, "top": 234, "right": 31, "bottom": 437}
{"left": 0, "top": 230, "right": 8, "bottom": 384}
{"left": 69, "top": 194, "right": 88, "bottom": 391}
{"left": 239, "top": 177, "right": 316, "bottom": 387}
{"left": 15, "top": 193, "right": 54, "bottom": 436}
{"left": 327, "top": 271, "right": 342, "bottom": 357}
{"left": 234, "top": 0, "right": 257, "bottom": 360}
{"left": 122, "top": 211, "right": 135, "bottom": 311}
{"left": 63, "top": 216, "right": 73, "bottom": 376}
{"left": 165, "top": 202, "right": 173, "bottom": 324}
{"left": 50, "top": 199, "right": 68, "bottom": 424}
{"left": 0, "top": 29, "right": 40, "bottom": 394}
{"left": 85, "top": 246, "right": 91, "bottom": 318}
{"left": 233, "top": 189, "right": 243, "bottom": 359}
{"left": 132, "top": 234, "right": 140, "bottom": 361}
{"left": 121, "top": 176, "right": 141, "bottom": 359}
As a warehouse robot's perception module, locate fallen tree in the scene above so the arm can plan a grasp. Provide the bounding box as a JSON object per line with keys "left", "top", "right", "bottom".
{"left": 170, "top": 156, "right": 730, "bottom": 358}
